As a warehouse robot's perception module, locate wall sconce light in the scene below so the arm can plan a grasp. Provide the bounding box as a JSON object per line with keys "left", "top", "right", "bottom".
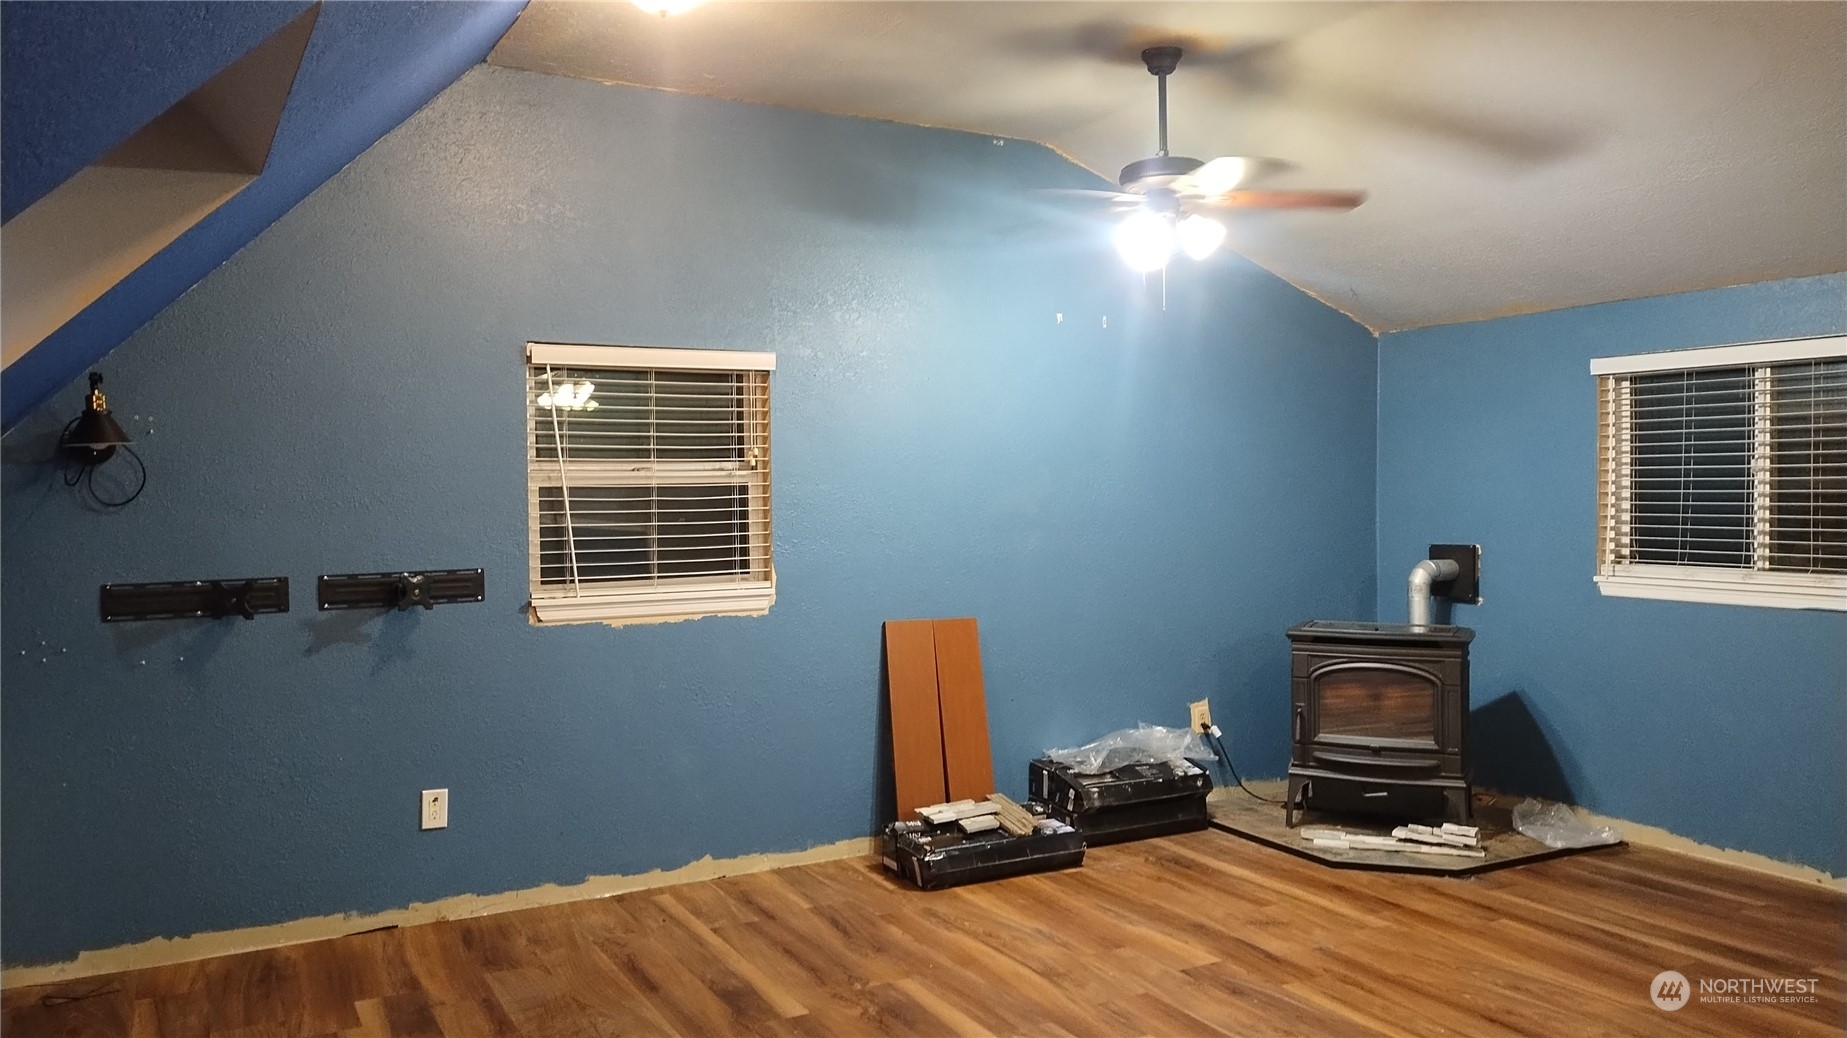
{"left": 61, "top": 371, "right": 145, "bottom": 507}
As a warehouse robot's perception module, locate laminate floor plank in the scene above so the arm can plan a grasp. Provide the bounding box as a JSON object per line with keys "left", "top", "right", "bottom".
{"left": 653, "top": 892, "right": 808, "bottom": 1019}
{"left": 877, "top": 907, "right": 1121, "bottom": 1038}
{"left": 1575, "top": 846, "right": 1841, "bottom": 911}
{"left": 669, "top": 877, "right": 767, "bottom": 930}
{"left": 1444, "top": 866, "right": 1842, "bottom": 1000}
{"left": 996, "top": 874, "right": 1220, "bottom": 971}
{"left": 374, "top": 991, "right": 444, "bottom": 1038}
{"left": 904, "top": 899, "right": 1135, "bottom": 1025}
{"left": 10, "top": 833, "right": 1840, "bottom": 1037}
{"left": 126, "top": 998, "right": 161, "bottom": 1038}
{"left": 541, "top": 915, "right": 684, "bottom": 1035}
{"left": 769, "top": 859, "right": 875, "bottom": 911}
{"left": 1298, "top": 944, "right": 1525, "bottom": 1038}
{"left": 396, "top": 923, "right": 494, "bottom": 1010}
{"left": 283, "top": 929, "right": 420, "bottom": 1037}
{"left": 717, "top": 870, "right": 815, "bottom": 921}
{"left": 1037, "top": 862, "right": 1310, "bottom": 968}
{"left": 207, "top": 946, "right": 308, "bottom": 1036}
{"left": 576, "top": 925, "right": 740, "bottom": 1037}
{"left": 151, "top": 986, "right": 214, "bottom": 1038}
{"left": 1309, "top": 852, "right": 1824, "bottom": 1031}
{"left": 1090, "top": 950, "right": 1249, "bottom": 1038}
{"left": 1514, "top": 862, "right": 1846, "bottom": 977}
{"left": 426, "top": 995, "right": 523, "bottom": 1038}
{"left": 480, "top": 967, "right": 622, "bottom": 1038}
{"left": 886, "top": 977, "right": 995, "bottom": 1038}
{"left": 1092, "top": 995, "right": 1228, "bottom": 1038}
{"left": 721, "top": 910, "right": 1048, "bottom": 1038}
{"left": 1182, "top": 959, "right": 1386, "bottom": 1037}
{"left": 5, "top": 990, "right": 131, "bottom": 1038}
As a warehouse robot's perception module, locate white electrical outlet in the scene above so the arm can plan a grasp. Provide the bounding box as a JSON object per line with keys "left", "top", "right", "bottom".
{"left": 421, "top": 788, "right": 449, "bottom": 830}
{"left": 1189, "top": 699, "right": 1213, "bottom": 733}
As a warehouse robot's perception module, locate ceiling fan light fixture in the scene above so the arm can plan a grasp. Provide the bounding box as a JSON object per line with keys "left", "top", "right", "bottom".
{"left": 1115, "top": 210, "right": 1176, "bottom": 272}
{"left": 1177, "top": 213, "right": 1228, "bottom": 260}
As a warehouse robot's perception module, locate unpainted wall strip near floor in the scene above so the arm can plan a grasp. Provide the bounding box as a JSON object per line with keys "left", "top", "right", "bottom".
{"left": 0, "top": 835, "right": 875, "bottom": 990}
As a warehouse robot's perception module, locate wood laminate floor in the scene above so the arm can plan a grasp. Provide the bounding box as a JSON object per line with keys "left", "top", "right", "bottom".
{"left": 6, "top": 830, "right": 1843, "bottom": 1037}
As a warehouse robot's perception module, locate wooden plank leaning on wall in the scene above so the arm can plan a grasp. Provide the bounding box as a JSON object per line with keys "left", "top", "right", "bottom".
{"left": 932, "top": 617, "right": 995, "bottom": 802}
{"left": 883, "top": 620, "right": 948, "bottom": 817}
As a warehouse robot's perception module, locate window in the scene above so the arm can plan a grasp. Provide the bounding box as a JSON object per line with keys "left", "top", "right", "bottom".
{"left": 1593, "top": 335, "right": 1846, "bottom": 611}
{"left": 526, "top": 343, "right": 774, "bottom": 624}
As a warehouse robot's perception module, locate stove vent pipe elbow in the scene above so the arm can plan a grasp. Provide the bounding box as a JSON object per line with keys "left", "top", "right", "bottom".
{"left": 1408, "top": 558, "right": 1461, "bottom": 630}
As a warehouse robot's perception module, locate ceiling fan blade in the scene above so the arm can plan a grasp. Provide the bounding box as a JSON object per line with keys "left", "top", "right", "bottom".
{"left": 1204, "top": 189, "right": 1366, "bottom": 211}
{"left": 1032, "top": 187, "right": 1145, "bottom": 211}
{"left": 1035, "top": 187, "right": 1140, "bottom": 202}
{"left": 1170, "top": 156, "right": 1294, "bottom": 196}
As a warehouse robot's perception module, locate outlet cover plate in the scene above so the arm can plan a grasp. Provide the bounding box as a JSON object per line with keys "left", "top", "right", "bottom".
{"left": 421, "top": 788, "right": 449, "bottom": 830}
{"left": 1189, "top": 699, "right": 1213, "bottom": 733}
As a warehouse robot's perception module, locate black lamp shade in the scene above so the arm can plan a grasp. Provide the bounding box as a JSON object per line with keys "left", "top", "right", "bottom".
{"left": 68, "top": 406, "right": 131, "bottom": 450}
{"left": 60, "top": 371, "right": 146, "bottom": 506}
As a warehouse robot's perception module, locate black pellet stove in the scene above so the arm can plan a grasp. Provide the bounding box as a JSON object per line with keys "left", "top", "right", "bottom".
{"left": 1284, "top": 544, "right": 1482, "bottom": 827}
{"left": 1284, "top": 621, "right": 1474, "bottom": 826}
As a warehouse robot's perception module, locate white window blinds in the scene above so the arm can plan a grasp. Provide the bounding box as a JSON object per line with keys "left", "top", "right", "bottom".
{"left": 526, "top": 343, "right": 774, "bottom": 624}
{"left": 1594, "top": 336, "right": 1846, "bottom": 611}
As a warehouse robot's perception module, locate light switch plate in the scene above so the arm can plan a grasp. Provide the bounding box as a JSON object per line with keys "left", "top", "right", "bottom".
{"left": 421, "top": 788, "right": 449, "bottom": 830}
{"left": 1188, "top": 699, "right": 1213, "bottom": 733}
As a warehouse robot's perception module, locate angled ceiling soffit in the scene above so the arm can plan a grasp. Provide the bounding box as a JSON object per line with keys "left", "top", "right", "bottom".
{"left": 2, "top": 4, "right": 320, "bottom": 369}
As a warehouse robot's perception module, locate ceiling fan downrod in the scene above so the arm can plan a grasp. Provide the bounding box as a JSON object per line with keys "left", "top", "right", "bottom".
{"left": 1142, "top": 46, "right": 1182, "bottom": 158}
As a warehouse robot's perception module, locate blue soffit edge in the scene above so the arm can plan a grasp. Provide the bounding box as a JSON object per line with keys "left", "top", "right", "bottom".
{"left": 0, "top": 0, "right": 529, "bottom": 430}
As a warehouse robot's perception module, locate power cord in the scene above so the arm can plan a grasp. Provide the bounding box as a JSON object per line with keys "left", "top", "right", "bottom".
{"left": 1201, "top": 723, "right": 1285, "bottom": 805}
{"left": 40, "top": 982, "right": 120, "bottom": 1007}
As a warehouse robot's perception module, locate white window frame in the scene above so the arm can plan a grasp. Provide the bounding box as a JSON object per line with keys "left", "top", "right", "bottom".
{"left": 1592, "top": 334, "right": 1847, "bottom": 612}
{"left": 526, "top": 342, "right": 775, "bottom": 625}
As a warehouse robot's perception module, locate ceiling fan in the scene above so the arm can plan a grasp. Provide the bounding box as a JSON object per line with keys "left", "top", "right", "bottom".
{"left": 1057, "top": 45, "right": 1365, "bottom": 272}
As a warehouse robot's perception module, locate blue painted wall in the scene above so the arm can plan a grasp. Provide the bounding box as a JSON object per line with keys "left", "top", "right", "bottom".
{"left": 1377, "top": 274, "right": 1847, "bottom": 875}
{"left": 0, "top": 0, "right": 526, "bottom": 429}
{"left": 0, "top": 66, "right": 1378, "bottom": 966}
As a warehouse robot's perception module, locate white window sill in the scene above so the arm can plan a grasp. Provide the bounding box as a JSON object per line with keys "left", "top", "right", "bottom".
{"left": 530, "top": 581, "right": 775, "bottom": 625}
{"left": 1595, "top": 566, "right": 1847, "bottom": 612}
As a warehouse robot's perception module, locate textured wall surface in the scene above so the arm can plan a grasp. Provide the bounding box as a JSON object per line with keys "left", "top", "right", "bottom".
{"left": 0, "top": 0, "right": 526, "bottom": 428}
{"left": 1377, "top": 274, "right": 1847, "bottom": 875}
{"left": 0, "top": 65, "right": 1378, "bottom": 966}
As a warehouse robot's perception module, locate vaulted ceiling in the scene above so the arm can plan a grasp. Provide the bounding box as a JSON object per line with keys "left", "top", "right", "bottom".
{"left": 490, "top": 1, "right": 1847, "bottom": 332}
{"left": 5, "top": 2, "right": 1839, "bottom": 428}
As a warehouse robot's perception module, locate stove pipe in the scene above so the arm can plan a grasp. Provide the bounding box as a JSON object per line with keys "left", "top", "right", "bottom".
{"left": 1407, "top": 558, "right": 1461, "bottom": 630}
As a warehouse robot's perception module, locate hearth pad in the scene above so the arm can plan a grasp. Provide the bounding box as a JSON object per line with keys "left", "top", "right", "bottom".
{"left": 1206, "top": 788, "right": 1622, "bottom": 875}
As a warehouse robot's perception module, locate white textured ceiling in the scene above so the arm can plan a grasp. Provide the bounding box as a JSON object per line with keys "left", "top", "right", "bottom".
{"left": 490, "top": 1, "right": 1846, "bottom": 331}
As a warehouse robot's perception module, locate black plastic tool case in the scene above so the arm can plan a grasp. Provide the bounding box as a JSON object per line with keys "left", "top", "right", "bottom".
{"left": 881, "top": 817, "right": 1085, "bottom": 890}
{"left": 1029, "top": 758, "right": 1213, "bottom": 845}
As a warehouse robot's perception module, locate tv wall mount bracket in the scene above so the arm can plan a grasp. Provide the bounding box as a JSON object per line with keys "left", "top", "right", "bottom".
{"left": 100, "top": 577, "right": 290, "bottom": 622}
{"left": 316, "top": 569, "right": 485, "bottom": 612}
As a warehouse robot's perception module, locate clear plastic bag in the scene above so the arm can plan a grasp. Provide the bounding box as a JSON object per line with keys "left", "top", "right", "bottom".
{"left": 1044, "top": 723, "right": 1212, "bottom": 775}
{"left": 1511, "top": 798, "right": 1622, "bottom": 849}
